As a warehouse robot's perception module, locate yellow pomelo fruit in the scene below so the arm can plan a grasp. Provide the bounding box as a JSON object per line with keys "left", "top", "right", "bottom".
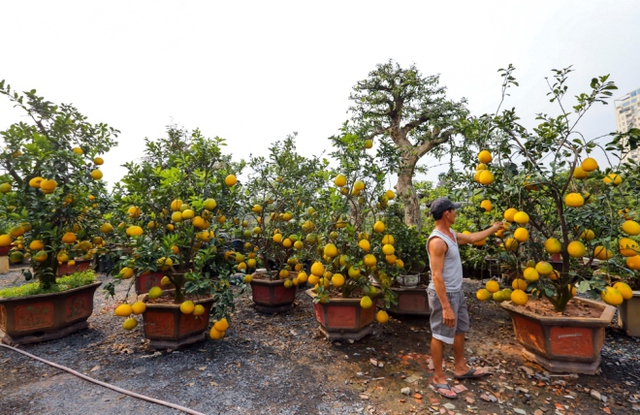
{"left": 564, "top": 193, "right": 584, "bottom": 207}
{"left": 29, "top": 176, "right": 44, "bottom": 188}
{"left": 193, "top": 304, "right": 205, "bottom": 316}
{"left": 567, "top": 241, "right": 586, "bottom": 258}
{"left": 523, "top": 267, "right": 539, "bottom": 282}
{"left": 513, "top": 211, "right": 530, "bottom": 224}
{"left": 500, "top": 288, "right": 513, "bottom": 301}
{"left": 619, "top": 237, "right": 639, "bottom": 257}
{"left": 360, "top": 296, "right": 373, "bottom": 309}
{"left": 123, "top": 318, "right": 138, "bottom": 330}
{"left": 353, "top": 180, "right": 365, "bottom": 191}
{"left": 358, "top": 239, "right": 370, "bottom": 251}
{"left": 485, "top": 280, "right": 500, "bottom": 293}
{"left": 476, "top": 288, "right": 491, "bottom": 301}
{"left": 594, "top": 246, "right": 613, "bottom": 261}
{"left": 621, "top": 220, "right": 640, "bottom": 236}
{"left": 39, "top": 179, "right": 57, "bottom": 192}
{"left": 100, "top": 223, "right": 113, "bottom": 233}
{"left": 492, "top": 291, "right": 504, "bottom": 302}
{"left": 603, "top": 173, "right": 623, "bottom": 186}
{"left": 513, "top": 227, "right": 529, "bottom": 242}
{"left": 0, "top": 234, "right": 12, "bottom": 247}
{"left": 126, "top": 226, "right": 143, "bottom": 237}
{"left": 382, "top": 244, "right": 395, "bottom": 255}
{"left": 0, "top": 182, "right": 12, "bottom": 193}
{"left": 625, "top": 254, "right": 640, "bottom": 270}
{"left": 181, "top": 209, "right": 195, "bottom": 220}
{"left": 90, "top": 170, "right": 103, "bottom": 180}
{"left": 72, "top": 146, "right": 83, "bottom": 154}
{"left": 376, "top": 310, "right": 389, "bottom": 323}
{"left": 334, "top": 174, "right": 347, "bottom": 187}
{"left": 170, "top": 199, "right": 183, "bottom": 211}
{"left": 364, "top": 139, "right": 373, "bottom": 149}
{"left": 504, "top": 237, "right": 519, "bottom": 251}
{"left": 348, "top": 266, "right": 361, "bottom": 279}
{"left": 214, "top": 318, "right": 229, "bottom": 332}
{"left": 29, "top": 240, "right": 44, "bottom": 251}
{"left": 581, "top": 157, "right": 598, "bottom": 172}
{"left": 476, "top": 163, "right": 488, "bottom": 171}
{"left": 297, "top": 271, "right": 308, "bottom": 283}
{"left": 572, "top": 166, "right": 589, "bottom": 179}
{"left": 601, "top": 286, "right": 623, "bottom": 306}
{"left": 93, "top": 156, "right": 104, "bottom": 165}
{"left": 148, "top": 286, "right": 162, "bottom": 300}
{"left": 478, "top": 150, "right": 493, "bottom": 164}
{"left": 544, "top": 238, "right": 562, "bottom": 254}
{"left": 480, "top": 199, "right": 493, "bottom": 212}
{"left": 62, "top": 232, "right": 77, "bottom": 244}
{"left": 504, "top": 208, "right": 518, "bottom": 222}
{"left": 331, "top": 273, "right": 345, "bottom": 287}
{"left": 180, "top": 301, "right": 195, "bottom": 314}
{"left": 511, "top": 289, "right": 528, "bottom": 306}
{"left": 381, "top": 234, "right": 395, "bottom": 245}
{"left": 310, "top": 262, "right": 325, "bottom": 277}
{"left": 131, "top": 301, "right": 146, "bottom": 315}
{"left": 202, "top": 198, "right": 217, "bottom": 211}
{"left": 225, "top": 174, "right": 237, "bottom": 186}
{"left": 115, "top": 304, "right": 133, "bottom": 317}
{"left": 512, "top": 278, "right": 528, "bottom": 290}
{"left": 33, "top": 250, "right": 48, "bottom": 262}
{"left": 535, "top": 261, "right": 553, "bottom": 276}
{"left": 119, "top": 267, "right": 134, "bottom": 279}
{"left": 209, "top": 327, "right": 225, "bottom": 340}
{"left": 364, "top": 254, "right": 377, "bottom": 267}
{"left": 580, "top": 229, "right": 595, "bottom": 241}
{"left": 613, "top": 282, "right": 633, "bottom": 300}
{"left": 244, "top": 274, "right": 253, "bottom": 283}
{"left": 373, "top": 221, "right": 385, "bottom": 233}
{"left": 478, "top": 170, "right": 494, "bottom": 185}
{"left": 385, "top": 190, "right": 395, "bottom": 200}
{"left": 323, "top": 243, "right": 338, "bottom": 258}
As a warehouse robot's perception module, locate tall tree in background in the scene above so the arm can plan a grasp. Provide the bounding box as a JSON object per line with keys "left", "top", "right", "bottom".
{"left": 348, "top": 60, "right": 468, "bottom": 230}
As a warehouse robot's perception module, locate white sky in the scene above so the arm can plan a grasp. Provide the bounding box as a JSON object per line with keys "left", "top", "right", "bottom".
{"left": 1, "top": 1, "right": 639, "bottom": 188}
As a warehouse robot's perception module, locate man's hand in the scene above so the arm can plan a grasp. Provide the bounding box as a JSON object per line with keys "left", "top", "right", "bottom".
{"left": 442, "top": 306, "right": 456, "bottom": 328}
{"left": 492, "top": 221, "right": 504, "bottom": 231}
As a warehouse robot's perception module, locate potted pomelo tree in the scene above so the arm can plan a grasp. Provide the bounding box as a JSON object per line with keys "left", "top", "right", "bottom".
{"left": 107, "top": 126, "right": 245, "bottom": 349}
{"left": 305, "top": 129, "right": 405, "bottom": 340}
{"left": 243, "top": 134, "right": 327, "bottom": 313}
{"left": 458, "top": 66, "right": 638, "bottom": 373}
{"left": 0, "top": 80, "right": 117, "bottom": 344}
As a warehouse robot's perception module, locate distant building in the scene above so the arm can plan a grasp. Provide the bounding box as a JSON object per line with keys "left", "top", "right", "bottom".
{"left": 614, "top": 87, "right": 640, "bottom": 163}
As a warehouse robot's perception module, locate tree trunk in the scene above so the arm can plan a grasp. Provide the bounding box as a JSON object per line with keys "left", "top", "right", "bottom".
{"left": 396, "top": 171, "right": 422, "bottom": 231}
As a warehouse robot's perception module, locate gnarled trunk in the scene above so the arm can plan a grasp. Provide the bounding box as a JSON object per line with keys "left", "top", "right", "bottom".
{"left": 396, "top": 170, "right": 421, "bottom": 231}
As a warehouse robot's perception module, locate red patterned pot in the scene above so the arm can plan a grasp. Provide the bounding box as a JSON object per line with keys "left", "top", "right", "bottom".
{"left": 0, "top": 281, "right": 102, "bottom": 345}
{"left": 306, "top": 289, "right": 375, "bottom": 341}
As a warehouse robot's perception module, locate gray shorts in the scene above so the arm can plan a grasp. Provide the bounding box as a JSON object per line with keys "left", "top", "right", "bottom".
{"left": 427, "top": 289, "right": 469, "bottom": 345}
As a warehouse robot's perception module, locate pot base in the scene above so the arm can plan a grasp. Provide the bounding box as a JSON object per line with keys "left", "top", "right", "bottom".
{"left": 522, "top": 349, "right": 601, "bottom": 376}
{"left": 1, "top": 319, "right": 90, "bottom": 346}
{"left": 147, "top": 331, "right": 207, "bottom": 350}
{"left": 254, "top": 303, "right": 295, "bottom": 314}
{"left": 318, "top": 325, "right": 372, "bottom": 341}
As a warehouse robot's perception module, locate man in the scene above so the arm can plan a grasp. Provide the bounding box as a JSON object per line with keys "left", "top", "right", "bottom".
{"left": 427, "top": 197, "right": 503, "bottom": 399}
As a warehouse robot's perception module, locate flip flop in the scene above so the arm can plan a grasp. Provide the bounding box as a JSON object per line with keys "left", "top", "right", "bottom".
{"left": 454, "top": 366, "right": 492, "bottom": 380}
{"left": 431, "top": 382, "right": 458, "bottom": 399}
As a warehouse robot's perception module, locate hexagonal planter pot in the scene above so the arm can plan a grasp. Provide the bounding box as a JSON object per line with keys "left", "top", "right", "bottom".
{"left": 142, "top": 296, "right": 215, "bottom": 350}
{"left": 56, "top": 258, "right": 94, "bottom": 276}
{"left": 387, "top": 286, "right": 430, "bottom": 316}
{"left": 0, "top": 281, "right": 102, "bottom": 345}
{"left": 250, "top": 277, "right": 297, "bottom": 313}
{"left": 501, "top": 297, "right": 615, "bottom": 375}
{"left": 135, "top": 271, "right": 165, "bottom": 295}
{"left": 618, "top": 290, "right": 640, "bottom": 337}
{"left": 306, "top": 289, "right": 375, "bottom": 341}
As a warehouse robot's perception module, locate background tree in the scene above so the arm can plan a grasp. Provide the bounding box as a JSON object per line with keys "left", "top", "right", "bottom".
{"left": 347, "top": 59, "right": 468, "bottom": 230}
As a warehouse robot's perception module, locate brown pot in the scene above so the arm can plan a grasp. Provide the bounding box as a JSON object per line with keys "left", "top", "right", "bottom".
{"left": 0, "top": 281, "right": 102, "bottom": 345}
{"left": 250, "top": 276, "right": 297, "bottom": 313}
{"left": 306, "top": 289, "right": 375, "bottom": 341}
{"left": 501, "top": 297, "right": 615, "bottom": 375}
{"left": 618, "top": 290, "right": 640, "bottom": 337}
{"left": 0, "top": 245, "right": 14, "bottom": 256}
{"left": 142, "top": 296, "right": 215, "bottom": 350}
{"left": 57, "top": 258, "right": 94, "bottom": 276}
{"left": 135, "top": 271, "right": 165, "bottom": 294}
{"left": 387, "top": 286, "right": 430, "bottom": 316}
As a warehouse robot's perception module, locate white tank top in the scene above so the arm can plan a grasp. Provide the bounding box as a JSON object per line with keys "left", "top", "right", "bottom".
{"left": 427, "top": 228, "right": 463, "bottom": 292}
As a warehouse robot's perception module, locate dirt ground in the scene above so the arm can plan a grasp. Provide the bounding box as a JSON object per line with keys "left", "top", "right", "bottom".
{"left": 1, "top": 267, "right": 639, "bottom": 415}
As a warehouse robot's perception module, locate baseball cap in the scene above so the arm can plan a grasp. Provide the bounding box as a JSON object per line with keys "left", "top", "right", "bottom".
{"left": 430, "top": 197, "right": 462, "bottom": 217}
